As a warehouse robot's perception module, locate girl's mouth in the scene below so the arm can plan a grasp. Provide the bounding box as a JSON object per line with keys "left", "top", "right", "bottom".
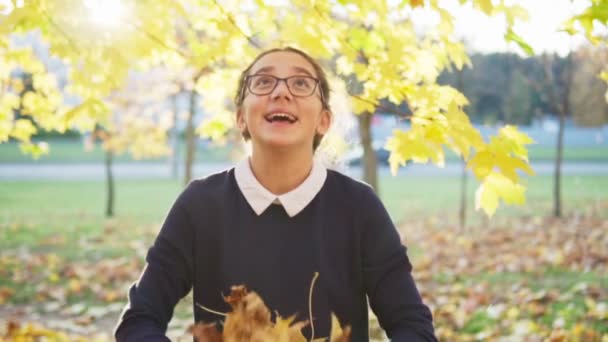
{"left": 265, "top": 112, "right": 297, "bottom": 124}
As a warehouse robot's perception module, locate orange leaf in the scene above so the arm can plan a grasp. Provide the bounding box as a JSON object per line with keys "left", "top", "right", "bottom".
{"left": 411, "top": 0, "right": 424, "bottom": 8}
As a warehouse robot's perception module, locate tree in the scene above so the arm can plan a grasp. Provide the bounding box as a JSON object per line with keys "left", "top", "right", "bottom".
{"left": 1, "top": 0, "right": 540, "bottom": 216}
{"left": 570, "top": 45, "right": 608, "bottom": 126}
{"left": 563, "top": 0, "right": 608, "bottom": 101}
{"left": 91, "top": 70, "right": 173, "bottom": 217}
{"left": 542, "top": 52, "right": 573, "bottom": 218}
{"left": 549, "top": 1, "right": 608, "bottom": 217}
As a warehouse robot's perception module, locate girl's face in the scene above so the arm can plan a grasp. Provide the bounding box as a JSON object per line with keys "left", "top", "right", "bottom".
{"left": 237, "top": 51, "right": 330, "bottom": 152}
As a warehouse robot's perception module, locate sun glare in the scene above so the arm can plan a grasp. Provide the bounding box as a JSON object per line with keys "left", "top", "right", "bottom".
{"left": 0, "top": 0, "right": 23, "bottom": 15}
{"left": 84, "top": 0, "right": 127, "bottom": 27}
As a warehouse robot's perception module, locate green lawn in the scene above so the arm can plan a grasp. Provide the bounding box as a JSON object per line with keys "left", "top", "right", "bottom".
{"left": 1, "top": 174, "right": 606, "bottom": 230}
{"left": 380, "top": 174, "right": 608, "bottom": 223}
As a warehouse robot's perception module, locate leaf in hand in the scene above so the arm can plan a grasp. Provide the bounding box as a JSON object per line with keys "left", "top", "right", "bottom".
{"left": 192, "top": 286, "right": 351, "bottom": 342}
{"left": 189, "top": 322, "right": 223, "bottom": 342}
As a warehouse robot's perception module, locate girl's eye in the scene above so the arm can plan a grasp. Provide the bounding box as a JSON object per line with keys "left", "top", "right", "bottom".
{"left": 292, "top": 77, "right": 312, "bottom": 89}
{"left": 255, "top": 76, "right": 274, "bottom": 86}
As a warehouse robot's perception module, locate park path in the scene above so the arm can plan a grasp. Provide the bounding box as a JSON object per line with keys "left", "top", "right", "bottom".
{"left": 1, "top": 161, "right": 608, "bottom": 180}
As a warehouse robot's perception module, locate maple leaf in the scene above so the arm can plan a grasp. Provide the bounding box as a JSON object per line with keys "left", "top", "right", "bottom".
{"left": 192, "top": 285, "right": 351, "bottom": 342}
{"left": 411, "top": 0, "right": 424, "bottom": 8}
{"left": 223, "top": 285, "right": 249, "bottom": 309}
{"left": 189, "top": 321, "right": 223, "bottom": 342}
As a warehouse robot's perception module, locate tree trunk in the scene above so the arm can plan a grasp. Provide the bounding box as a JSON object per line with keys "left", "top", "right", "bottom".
{"left": 456, "top": 67, "right": 467, "bottom": 230}
{"left": 105, "top": 149, "right": 114, "bottom": 218}
{"left": 553, "top": 102, "right": 565, "bottom": 217}
{"left": 170, "top": 92, "right": 179, "bottom": 180}
{"left": 358, "top": 112, "right": 378, "bottom": 193}
{"left": 184, "top": 90, "right": 197, "bottom": 186}
{"left": 544, "top": 53, "right": 572, "bottom": 218}
{"left": 459, "top": 161, "right": 468, "bottom": 231}
{"left": 553, "top": 53, "right": 573, "bottom": 218}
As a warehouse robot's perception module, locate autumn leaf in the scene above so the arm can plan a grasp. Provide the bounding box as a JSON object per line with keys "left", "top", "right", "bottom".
{"left": 191, "top": 286, "right": 351, "bottom": 342}
{"left": 410, "top": 0, "right": 424, "bottom": 8}
{"left": 189, "top": 321, "right": 223, "bottom": 342}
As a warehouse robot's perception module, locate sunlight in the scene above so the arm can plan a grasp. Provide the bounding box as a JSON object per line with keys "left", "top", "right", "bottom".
{"left": 0, "top": 0, "right": 22, "bottom": 15}
{"left": 84, "top": 0, "right": 127, "bottom": 27}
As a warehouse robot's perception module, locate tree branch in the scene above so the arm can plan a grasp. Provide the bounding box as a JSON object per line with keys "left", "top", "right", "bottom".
{"left": 351, "top": 94, "right": 413, "bottom": 121}
{"left": 130, "top": 21, "right": 191, "bottom": 60}
{"left": 211, "top": 0, "right": 261, "bottom": 49}
{"left": 41, "top": 11, "right": 80, "bottom": 56}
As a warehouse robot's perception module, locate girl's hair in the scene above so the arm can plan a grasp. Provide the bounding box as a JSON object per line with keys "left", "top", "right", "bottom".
{"left": 234, "top": 47, "right": 332, "bottom": 151}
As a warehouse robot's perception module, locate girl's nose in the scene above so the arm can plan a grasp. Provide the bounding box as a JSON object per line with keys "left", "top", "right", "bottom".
{"left": 271, "top": 79, "right": 292, "bottom": 101}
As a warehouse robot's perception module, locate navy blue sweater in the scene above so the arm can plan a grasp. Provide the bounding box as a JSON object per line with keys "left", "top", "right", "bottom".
{"left": 115, "top": 169, "right": 436, "bottom": 341}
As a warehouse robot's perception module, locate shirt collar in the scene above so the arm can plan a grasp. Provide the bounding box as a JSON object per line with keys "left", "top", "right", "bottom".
{"left": 234, "top": 158, "right": 327, "bottom": 217}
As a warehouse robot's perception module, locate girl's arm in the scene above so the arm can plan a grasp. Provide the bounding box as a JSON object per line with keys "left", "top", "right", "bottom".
{"left": 360, "top": 186, "right": 437, "bottom": 342}
{"left": 114, "top": 187, "right": 196, "bottom": 341}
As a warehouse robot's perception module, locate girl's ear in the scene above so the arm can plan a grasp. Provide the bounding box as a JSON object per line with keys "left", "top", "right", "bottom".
{"left": 236, "top": 109, "right": 246, "bottom": 131}
{"left": 316, "top": 109, "right": 331, "bottom": 135}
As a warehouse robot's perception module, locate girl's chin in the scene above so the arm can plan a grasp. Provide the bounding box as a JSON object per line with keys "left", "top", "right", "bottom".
{"left": 255, "top": 137, "right": 306, "bottom": 150}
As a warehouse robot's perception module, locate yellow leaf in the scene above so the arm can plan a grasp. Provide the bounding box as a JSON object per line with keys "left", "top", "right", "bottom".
{"left": 10, "top": 119, "right": 37, "bottom": 142}
{"left": 33, "top": 73, "right": 58, "bottom": 94}
{"left": 466, "top": 150, "right": 494, "bottom": 180}
{"left": 48, "top": 272, "right": 60, "bottom": 283}
{"left": 506, "top": 307, "right": 519, "bottom": 319}
{"left": 475, "top": 182, "right": 499, "bottom": 217}
{"left": 69, "top": 278, "right": 83, "bottom": 293}
{"left": 330, "top": 313, "right": 343, "bottom": 340}
{"left": 352, "top": 97, "right": 376, "bottom": 115}
{"left": 475, "top": 0, "right": 494, "bottom": 15}
{"left": 411, "top": 0, "right": 424, "bottom": 8}
{"left": 197, "top": 117, "right": 230, "bottom": 140}
{"left": 505, "top": 28, "right": 535, "bottom": 56}
{"left": 495, "top": 153, "right": 535, "bottom": 183}
{"left": 475, "top": 172, "right": 526, "bottom": 216}
{"left": 336, "top": 55, "right": 354, "bottom": 75}
{"left": 0, "top": 120, "right": 11, "bottom": 143}
{"left": 19, "top": 141, "right": 50, "bottom": 159}
{"left": 272, "top": 315, "right": 308, "bottom": 342}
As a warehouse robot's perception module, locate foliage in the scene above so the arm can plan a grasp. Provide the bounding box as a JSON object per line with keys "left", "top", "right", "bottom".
{"left": 0, "top": 0, "right": 542, "bottom": 216}
{"left": 570, "top": 45, "right": 608, "bottom": 126}
{"left": 563, "top": 0, "right": 608, "bottom": 105}
{"left": 438, "top": 50, "right": 608, "bottom": 126}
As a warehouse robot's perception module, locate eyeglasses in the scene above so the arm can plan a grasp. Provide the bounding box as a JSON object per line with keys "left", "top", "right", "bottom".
{"left": 245, "top": 74, "right": 320, "bottom": 98}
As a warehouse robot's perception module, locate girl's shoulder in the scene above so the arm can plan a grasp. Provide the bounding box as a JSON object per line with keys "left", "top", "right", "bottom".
{"left": 181, "top": 167, "right": 238, "bottom": 201}
{"left": 325, "top": 169, "right": 379, "bottom": 202}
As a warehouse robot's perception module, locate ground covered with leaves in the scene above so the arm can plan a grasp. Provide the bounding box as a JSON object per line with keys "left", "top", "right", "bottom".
{"left": 401, "top": 213, "right": 608, "bottom": 341}
{"left": 1, "top": 212, "right": 606, "bottom": 341}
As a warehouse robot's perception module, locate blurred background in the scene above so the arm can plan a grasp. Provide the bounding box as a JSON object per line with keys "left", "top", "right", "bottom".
{"left": 0, "top": 0, "right": 607, "bottom": 341}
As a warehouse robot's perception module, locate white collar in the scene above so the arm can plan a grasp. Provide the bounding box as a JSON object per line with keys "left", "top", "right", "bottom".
{"left": 234, "top": 158, "right": 327, "bottom": 217}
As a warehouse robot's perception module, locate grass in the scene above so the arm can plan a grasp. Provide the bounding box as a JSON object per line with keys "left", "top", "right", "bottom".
{"left": 1, "top": 138, "right": 607, "bottom": 163}
{"left": 380, "top": 174, "right": 608, "bottom": 224}
{"left": 442, "top": 145, "right": 608, "bottom": 163}
{"left": 0, "top": 176, "right": 608, "bottom": 260}
{"left": 2, "top": 175, "right": 606, "bottom": 228}
{"left": 1, "top": 174, "right": 605, "bottom": 266}
{"left": 0, "top": 179, "right": 182, "bottom": 224}
{"left": 454, "top": 268, "right": 608, "bottom": 335}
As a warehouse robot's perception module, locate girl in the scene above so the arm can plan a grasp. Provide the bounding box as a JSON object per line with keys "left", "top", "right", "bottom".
{"left": 115, "top": 47, "right": 436, "bottom": 341}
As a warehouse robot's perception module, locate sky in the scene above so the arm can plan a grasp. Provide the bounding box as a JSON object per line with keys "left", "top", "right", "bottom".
{"left": 411, "top": 0, "right": 596, "bottom": 56}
